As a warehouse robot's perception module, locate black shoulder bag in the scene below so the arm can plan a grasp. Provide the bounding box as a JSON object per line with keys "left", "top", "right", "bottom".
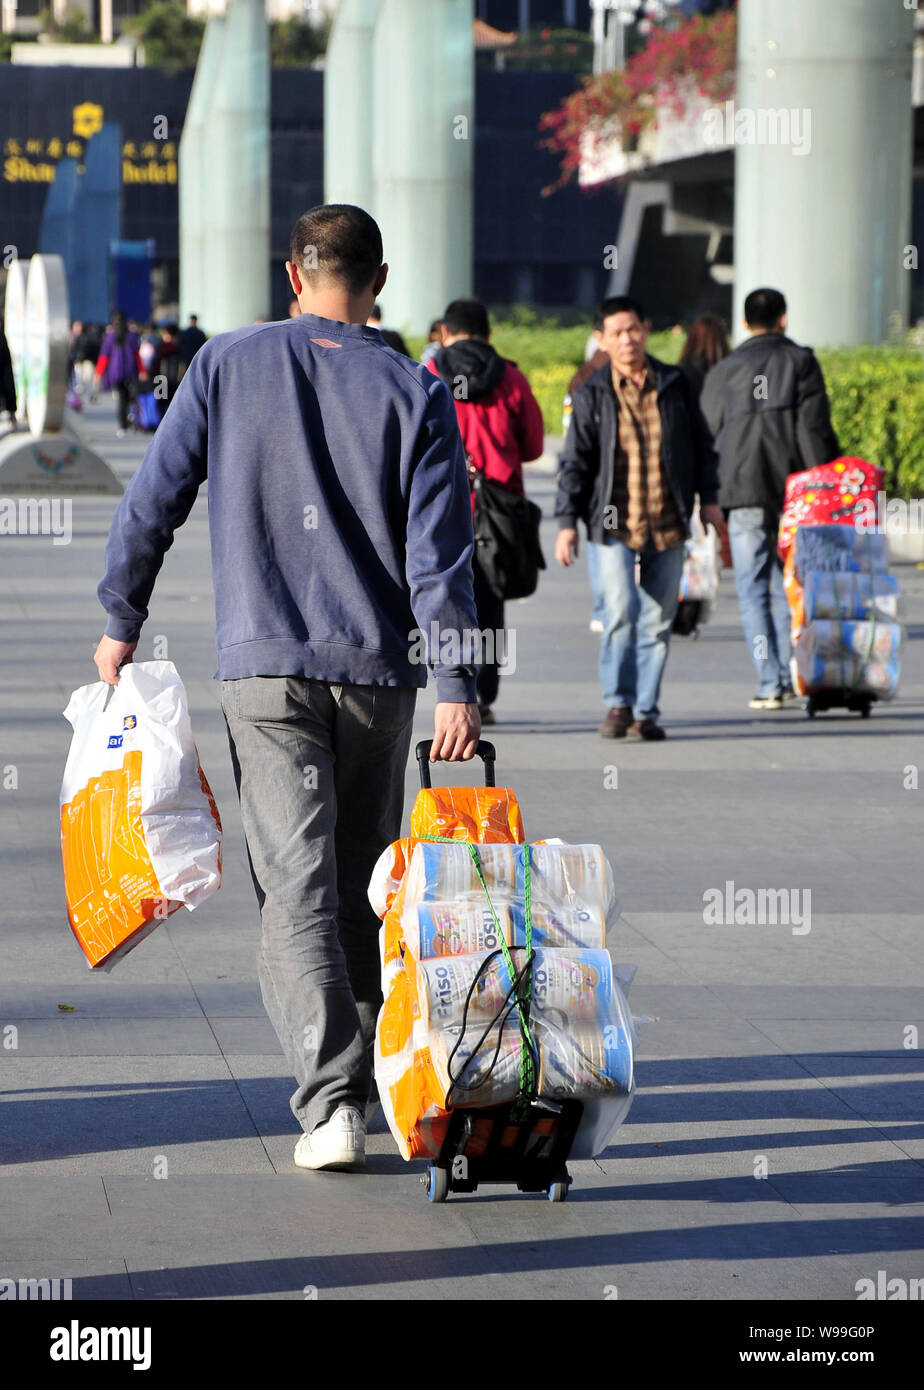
{"left": 471, "top": 470, "right": 546, "bottom": 602}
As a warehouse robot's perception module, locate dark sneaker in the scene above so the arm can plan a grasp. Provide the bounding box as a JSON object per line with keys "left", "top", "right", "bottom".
{"left": 598, "top": 706, "right": 633, "bottom": 739}
{"left": 779, "top": 685, "right": 798, "bottom": 703}
{"left": 478, "top": 705, "right": 496, "bottom": 725}
{"left": 626, "top": 718, "right": 667, "bottom": 741}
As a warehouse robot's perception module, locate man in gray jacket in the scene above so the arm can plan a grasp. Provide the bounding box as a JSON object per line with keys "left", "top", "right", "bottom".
{"left": 701, "top": 288, "right": 840, "bottom": 709}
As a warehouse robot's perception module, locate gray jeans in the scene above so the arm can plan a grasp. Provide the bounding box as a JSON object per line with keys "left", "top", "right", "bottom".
{"left": 220, "top": 677, "right": 416, "bottom": 1134}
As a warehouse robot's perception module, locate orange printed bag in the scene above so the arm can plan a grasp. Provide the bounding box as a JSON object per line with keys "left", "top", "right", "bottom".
{"left": 60, "top": 661, "right": 222, "bottom": 970}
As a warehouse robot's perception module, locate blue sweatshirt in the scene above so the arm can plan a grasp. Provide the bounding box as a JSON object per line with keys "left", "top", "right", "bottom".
{"left": 99, "top": 313, "right": 478, "bottom": 702}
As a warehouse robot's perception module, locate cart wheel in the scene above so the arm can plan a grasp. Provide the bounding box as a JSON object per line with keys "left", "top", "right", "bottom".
{"left": 861, "top": 702, "right": 871, "bottom": 719}
{"left": 806, "top": 699, "right": 816, "bottom": 719}
{"left": 426, "top": 1165, "right": 449, "bottom": 1203}
{"left": 547, "top": 1180, "right": 568, "bottom": 1203}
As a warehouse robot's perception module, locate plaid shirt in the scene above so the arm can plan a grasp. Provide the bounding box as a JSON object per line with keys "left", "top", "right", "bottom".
{"left": 609, "top": 360, "right": 685, "bottom": 551}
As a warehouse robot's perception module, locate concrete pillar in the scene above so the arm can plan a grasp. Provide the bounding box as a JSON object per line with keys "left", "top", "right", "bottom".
{"left": 372, "top": 0, "right": 474, "bottom": 338}
{"left": 179, "top": 13, "right": 226, "bottom": 329}
{"left": 202, "top": 0, "right": 270, "bottom": 333}
{"left": 323, "top": 0, "right": 381, "bottom": 210}
{"left": 734, "top": 0, "right": 914, "bottom": 347}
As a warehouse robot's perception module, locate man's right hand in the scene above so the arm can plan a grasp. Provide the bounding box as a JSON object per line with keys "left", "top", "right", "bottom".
{"left": 555, "top": 528, "right": 579, "bottom": 567}
{"left": 431, "top": 702, "right": 481, "bottom": 762}
{"left": 94, "top": 635, "right": 137, "bottom": 685}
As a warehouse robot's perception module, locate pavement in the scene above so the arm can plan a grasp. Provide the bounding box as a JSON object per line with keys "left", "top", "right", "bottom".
{"left": 1, "top": 392, "right": 923, "bottom": 1303}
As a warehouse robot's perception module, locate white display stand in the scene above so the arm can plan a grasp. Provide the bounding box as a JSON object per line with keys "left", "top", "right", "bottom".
{"left": 0, "top": 254, "right": 123, "bottom": 496}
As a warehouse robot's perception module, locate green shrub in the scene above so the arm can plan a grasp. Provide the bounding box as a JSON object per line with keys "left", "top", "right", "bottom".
{"left": 818, "top": 349, "right": 924, "bottom": 497}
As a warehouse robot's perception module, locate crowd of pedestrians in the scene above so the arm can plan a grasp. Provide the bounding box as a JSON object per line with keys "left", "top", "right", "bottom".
{"left": 68, "top": 312, "right": 209, "bottom": 434}
{"left": 350, "top": 285, "right": 839, "bottom": 739}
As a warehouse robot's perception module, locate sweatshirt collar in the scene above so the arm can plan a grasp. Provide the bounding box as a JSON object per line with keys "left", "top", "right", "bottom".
{"left": 294, "top": 312, "right": 382, "bottom": 342}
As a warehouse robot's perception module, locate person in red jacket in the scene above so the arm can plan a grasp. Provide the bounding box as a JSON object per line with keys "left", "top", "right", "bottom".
{"left": 427, "top": 297, "right": 545, "bottom": 722}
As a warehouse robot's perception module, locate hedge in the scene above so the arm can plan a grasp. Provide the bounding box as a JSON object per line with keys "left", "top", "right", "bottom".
{"left": 818, "top": 350, "right": 924, "bottom": 498}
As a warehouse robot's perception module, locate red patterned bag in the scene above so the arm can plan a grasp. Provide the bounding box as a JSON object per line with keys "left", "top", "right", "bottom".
{"left": 777, "top": 458, "right": 883, "bottom": 560}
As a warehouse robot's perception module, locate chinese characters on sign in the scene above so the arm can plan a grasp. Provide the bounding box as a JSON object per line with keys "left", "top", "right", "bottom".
{"left": 3, "top": 104, "right": 178, "bottom": 184}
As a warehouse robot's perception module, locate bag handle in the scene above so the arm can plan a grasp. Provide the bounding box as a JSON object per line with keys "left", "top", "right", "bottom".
{"left": 415, "top": 739, "right": 496, "bottom": 789}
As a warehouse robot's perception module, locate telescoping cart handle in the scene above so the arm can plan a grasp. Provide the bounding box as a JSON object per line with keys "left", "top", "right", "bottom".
{"left": 415, "top": 740, "right": 496, "bottom": 790}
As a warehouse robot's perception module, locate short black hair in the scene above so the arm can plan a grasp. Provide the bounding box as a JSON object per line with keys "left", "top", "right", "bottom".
{"left": 368, "top": 303, "right": 382, "bottom": 321}
{"left": 289, "top": 204, "right": 383, "bottom": 295}
{"left": 594, "top": 296, "right": 645, "bottom": 330}
{"left": 442, "top": 298, "right": 490, "bottom": 338}
{"left": 744, "top": 288, "right": 787, "bottom": 329}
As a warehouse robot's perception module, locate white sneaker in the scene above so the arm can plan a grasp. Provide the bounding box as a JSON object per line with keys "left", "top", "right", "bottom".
{"left": 294, "top": 1106, "right": 366, "bottom": 1171}
{"left": 589, "top": 618, "right": 604, "bottom": 633}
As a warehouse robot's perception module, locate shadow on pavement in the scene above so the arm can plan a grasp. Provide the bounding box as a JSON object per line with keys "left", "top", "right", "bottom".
{"left": 3, "top": 1051, "right": 922, "bottom": 1163}
{"left": 63, "top": 1211, "right": 924, "bottom": 1299}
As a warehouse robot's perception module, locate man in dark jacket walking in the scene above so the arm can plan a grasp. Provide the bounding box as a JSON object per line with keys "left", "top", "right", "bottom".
{"left": 700, "top": 287, "right": 840, "bottom": 709}
{"left": 178, "top": 314, "right": 207, "bottom": 367}
{"left": 555, "top": 296, "right": 723, "bottom": 740}
{"left": 427, "top": 298, "right": 545, "bottom": 722}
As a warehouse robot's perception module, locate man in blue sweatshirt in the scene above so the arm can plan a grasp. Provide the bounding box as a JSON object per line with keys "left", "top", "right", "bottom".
{"left": 94, "top": 204, "right": 481, "bottom": 1173}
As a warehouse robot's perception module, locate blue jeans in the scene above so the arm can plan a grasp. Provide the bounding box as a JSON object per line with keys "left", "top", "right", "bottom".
{"left": 591, "top": 535, "right": 685, "bottom": 719}
{"left": 587, "top": 540, "right": 606, "bottom": 624}
{"left": 728, "top": 507, "right": 792, "bottom": 697}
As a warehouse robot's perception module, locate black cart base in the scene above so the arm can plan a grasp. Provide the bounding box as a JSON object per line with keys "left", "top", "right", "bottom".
{"left": 421, "top": 1099, "right": 584, "bottom": 1204}
{"left": 805, "top": 689, "right": 877, "bottom": 719}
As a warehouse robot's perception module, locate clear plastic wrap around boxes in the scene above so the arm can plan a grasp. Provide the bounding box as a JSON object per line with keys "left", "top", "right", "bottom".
{"left": 802, "top": 570, "right": 899, "bottom": 624}
{"left": 783, "top": 523, "right": 902, "bottom": 700}
{"left": 793, "top": 618, "right": 901, "bottom": 698}
{"left": 401, "top": 840, "right": 614, "bottom": 957}
{"left": 369, "top": 836, "right": 636, "bottom": 1162}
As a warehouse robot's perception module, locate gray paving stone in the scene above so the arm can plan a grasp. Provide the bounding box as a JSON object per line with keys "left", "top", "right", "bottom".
{"left": 711, "top": 986, "right": 924, "bottom": 1019}
{"left": 0, "top": 1016, "right": 220, "bottom": 1057}
{"left": 0, "top": 982, "right": 204, "bottom": 1019}
{"left": 604, "top": 1117, "right": 920, "bottom": 1178}
{"left": 0, "top": 1057, "right": 270, "bottom": 1174}
{"left": 753, "top": 1020, "right": 922, "bottom": 1055}
{"left": 208, "top": 1017, "right": 281, "bottom": 1053}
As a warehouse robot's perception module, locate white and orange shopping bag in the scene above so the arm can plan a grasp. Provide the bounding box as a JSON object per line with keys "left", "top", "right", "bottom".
{"left": 60, "top": 661, "right": 222, "bottom": 969}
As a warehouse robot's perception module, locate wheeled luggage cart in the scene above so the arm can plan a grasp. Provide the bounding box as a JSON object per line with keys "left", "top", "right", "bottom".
{"left": 804, "top": 689, "right": 876, "bottom": 719}
{"left": 413, "top": 739, "right": 584, "bottom": 1203}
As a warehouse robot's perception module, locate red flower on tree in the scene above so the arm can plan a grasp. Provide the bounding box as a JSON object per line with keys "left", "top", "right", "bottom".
{"left": 538, "top": 5, "right": 738, "bottom": 194}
